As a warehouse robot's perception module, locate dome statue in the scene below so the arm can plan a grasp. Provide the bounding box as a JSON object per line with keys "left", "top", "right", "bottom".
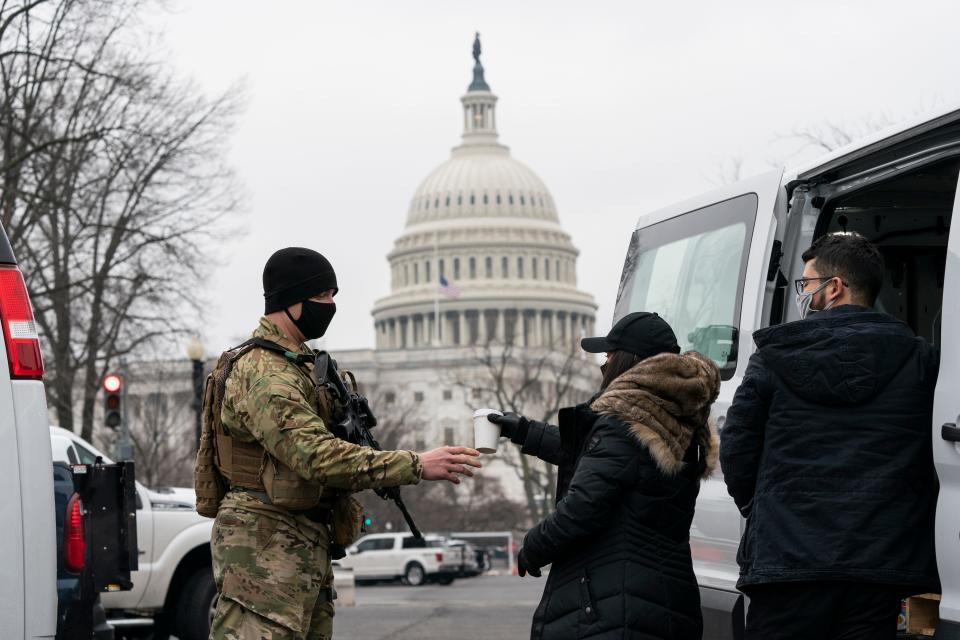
{"left": 372, "top": 36, "right": 596, "bottom": 351}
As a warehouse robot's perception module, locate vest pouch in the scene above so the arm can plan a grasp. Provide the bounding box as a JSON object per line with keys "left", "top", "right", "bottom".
{"left": 261, "top": 455, "right": 323, "bottom": 510}
{"left": 195, "top": 372, "right": 228, "bottom": 518}
{"left": 194, "top": 421, "right": 227, "bottom": 518}
{"left": 331, "top": 494, "right": 364, "bottom": 546}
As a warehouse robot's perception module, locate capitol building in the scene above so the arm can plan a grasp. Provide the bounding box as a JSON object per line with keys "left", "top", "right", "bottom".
{"left": 330, "top": 36, "right": 599, "bottom": 508}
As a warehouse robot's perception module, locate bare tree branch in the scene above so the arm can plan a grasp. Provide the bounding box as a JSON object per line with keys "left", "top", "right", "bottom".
{"left": 1, "top": 0, "right": 244, "bottom": 440}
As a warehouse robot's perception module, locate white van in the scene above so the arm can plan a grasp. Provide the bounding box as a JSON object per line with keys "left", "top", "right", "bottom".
{"left": 613, "top": 105, "right": 960, "bottom": 639}
{"left": 0, "top": 224, "right": 57, "bottom": 638}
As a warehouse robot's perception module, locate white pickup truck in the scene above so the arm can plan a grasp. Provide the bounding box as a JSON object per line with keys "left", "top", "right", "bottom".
{"left": 339, "top": 533, "right": 461, "bottom": 586}
{"left": 50, "top": 426, "right": 215, "bottom": 640}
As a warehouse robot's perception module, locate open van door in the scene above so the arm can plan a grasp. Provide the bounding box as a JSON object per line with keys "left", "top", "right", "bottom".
{"left": 615, "top": 169, "right": 786, "bottom": 372}
{"left": 934, "top": 187, "right": 960, "bottom": 637}
{"left": 614, "top": 170, "right": 785, "bottom": 639}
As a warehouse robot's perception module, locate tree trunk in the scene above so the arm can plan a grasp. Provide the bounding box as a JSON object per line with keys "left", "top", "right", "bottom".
{"left": 80, "top": 360, "right": 99, "bottom": 443}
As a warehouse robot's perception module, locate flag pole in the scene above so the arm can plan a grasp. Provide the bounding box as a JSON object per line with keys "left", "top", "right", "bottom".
{"left": 433, "top": 231, "right": 440, "bottom": 346}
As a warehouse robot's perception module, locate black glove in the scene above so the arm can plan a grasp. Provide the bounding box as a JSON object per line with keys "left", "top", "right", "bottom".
{"left": 517, "top": 547, "right": 542, "bottom": 578}
{"left": 488, "top": 412, "right": 528, "bottom": 440}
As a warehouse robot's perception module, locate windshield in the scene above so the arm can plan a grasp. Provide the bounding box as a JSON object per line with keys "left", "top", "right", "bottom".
{"left": 74, "top": 441, "right": 103, "bottom": 465}
{"left": 614, "top": 193, "right": 758, "bottom": 378}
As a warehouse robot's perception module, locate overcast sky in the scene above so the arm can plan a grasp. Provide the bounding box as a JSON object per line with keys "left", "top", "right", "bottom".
{"left": 152, "top": 0, "right": 960, "bottom": 356}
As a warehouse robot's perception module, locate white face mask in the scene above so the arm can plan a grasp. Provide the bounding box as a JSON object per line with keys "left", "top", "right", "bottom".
{"left": 796, "top": 279, "right": 836, "bottom": 320}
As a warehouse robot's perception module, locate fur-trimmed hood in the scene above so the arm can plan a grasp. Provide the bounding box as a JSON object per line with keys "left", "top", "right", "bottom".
{"left": 591, "top": 351, "right": 720, "bottom": 479}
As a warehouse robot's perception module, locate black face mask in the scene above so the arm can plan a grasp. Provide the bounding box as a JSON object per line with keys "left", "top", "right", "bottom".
{"left": 286, "top": 300, "right": 336, "bottom": 340}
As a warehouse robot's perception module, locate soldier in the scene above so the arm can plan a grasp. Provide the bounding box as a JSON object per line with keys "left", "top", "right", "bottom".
{"left": 204, "top": 247, "right": 481, "bottom": 640}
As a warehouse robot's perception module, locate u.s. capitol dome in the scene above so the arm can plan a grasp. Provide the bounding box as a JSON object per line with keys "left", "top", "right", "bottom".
{"left": 372, "top": 39, "right": 597, "bottom": 349}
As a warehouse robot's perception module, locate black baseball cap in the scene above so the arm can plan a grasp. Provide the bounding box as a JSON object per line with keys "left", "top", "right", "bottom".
{"left": 581, "top": 312, "right": 680, "bottom": 360}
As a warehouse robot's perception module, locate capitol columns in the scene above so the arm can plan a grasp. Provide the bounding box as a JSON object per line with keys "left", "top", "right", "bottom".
{"left": 458, "top": 311, "right": 469, "bottom": 346}
{"left": 533, "top": 310, "right": 544, "bottom": 347}
{"left": 478, "top": 309, "right": 488, "bottom": 345}
{"left": 443, "top": 312, "right": 456, "bottom": 347}
{"left": 504, "top": 310, "right": 513, "bottom": 344}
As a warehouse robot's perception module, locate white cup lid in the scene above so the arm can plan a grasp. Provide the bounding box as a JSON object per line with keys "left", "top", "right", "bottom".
{"left": 473, "top": 408, "right": 502, "bottom": 418}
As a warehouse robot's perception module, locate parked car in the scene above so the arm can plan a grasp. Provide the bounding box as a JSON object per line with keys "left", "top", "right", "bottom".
{"left": 613, "top": 103, "right": 960, "bottom": 639}
{"left": 339, "top": 533, "right": 460, "bottom": 586}
{"left": 50, "top": 427, "right": 215, "bottom": 640}
{"left": 445, "top": 539, "right": 483, "bottom": 577}
{"left": 0, "top": 222, "right": 57, "bottom": 639}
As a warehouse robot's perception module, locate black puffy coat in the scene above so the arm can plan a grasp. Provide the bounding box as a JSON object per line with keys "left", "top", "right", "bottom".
{"left": 517, "top": 352, "right": 720, "bottom": 640}
{"left": 719, "top": 305, "right": 940, "bottom": 592}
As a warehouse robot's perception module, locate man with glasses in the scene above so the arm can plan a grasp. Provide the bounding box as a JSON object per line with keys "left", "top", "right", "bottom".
{"left": 719, "top": 232, "right": 940, "bottom": 639}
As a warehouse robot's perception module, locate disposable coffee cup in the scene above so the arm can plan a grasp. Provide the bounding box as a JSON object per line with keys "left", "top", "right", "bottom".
{"left": 473, "top": 408, "right": 503, "bottom": 454}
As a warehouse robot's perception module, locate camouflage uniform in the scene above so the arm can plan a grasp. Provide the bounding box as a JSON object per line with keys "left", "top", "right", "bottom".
{"left": 210, "top": 318, "right": 422, "bottom": 640}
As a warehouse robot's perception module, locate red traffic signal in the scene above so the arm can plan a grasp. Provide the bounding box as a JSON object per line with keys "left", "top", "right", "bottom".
{"left": 102, "top": 374, "right": 122, "bottom": 393}
{"left": 102, "top": 373, "right": 123, "bottom": 430}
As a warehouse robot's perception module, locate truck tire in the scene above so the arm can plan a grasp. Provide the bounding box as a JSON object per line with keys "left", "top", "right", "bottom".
{"left": 175, "top": 567, "right": 217, "bottom": 640}
{"left": 403, "top": 562, "right": 425, "bottom": 587}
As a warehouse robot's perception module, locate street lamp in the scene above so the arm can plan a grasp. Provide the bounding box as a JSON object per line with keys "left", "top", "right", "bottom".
{"left": 186, "top": 337, "right": 205, "bottom": 451}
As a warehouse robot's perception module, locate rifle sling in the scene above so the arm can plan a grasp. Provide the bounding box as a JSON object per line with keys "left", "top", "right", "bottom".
{"left": 246, "top": 337, "right": 313, "bottom": 366}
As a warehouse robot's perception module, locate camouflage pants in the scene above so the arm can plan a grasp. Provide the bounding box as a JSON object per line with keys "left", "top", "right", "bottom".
{"left": 210, "top": 500, "right": 334, "bottom": 640}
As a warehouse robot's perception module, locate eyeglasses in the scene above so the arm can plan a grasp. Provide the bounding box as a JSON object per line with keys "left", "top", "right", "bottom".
{"left": 793, "top": 275, "right": 844, "bottom": 295}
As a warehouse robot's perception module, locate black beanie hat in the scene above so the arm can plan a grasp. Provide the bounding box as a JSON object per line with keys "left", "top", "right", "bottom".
{"left": 263, "top": 247, "right": 338, "bottom": 314}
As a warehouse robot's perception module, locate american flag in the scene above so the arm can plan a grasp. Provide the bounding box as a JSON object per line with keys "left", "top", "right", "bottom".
{"left": 439, "top": 275, "right": 461, "bottom": 299}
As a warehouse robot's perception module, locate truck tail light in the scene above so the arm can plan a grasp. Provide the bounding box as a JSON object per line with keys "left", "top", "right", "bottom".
{"left": 0, "top": 265, "right": 43, "bottom": 379}
{"left": 64, "top": 492, "right": 86, "bottom": 573}
{"left": 435, "top": 552, "right": 443, "bottom": 563}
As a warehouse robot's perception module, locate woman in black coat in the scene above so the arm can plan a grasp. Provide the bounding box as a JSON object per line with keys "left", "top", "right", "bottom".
{"left": 490, "top": 312, "right": 720, "bottom": 640}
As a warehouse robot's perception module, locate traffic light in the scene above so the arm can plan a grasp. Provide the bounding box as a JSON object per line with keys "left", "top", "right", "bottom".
{"left": 103, "top": 373, "right": 123, "bottom": 430}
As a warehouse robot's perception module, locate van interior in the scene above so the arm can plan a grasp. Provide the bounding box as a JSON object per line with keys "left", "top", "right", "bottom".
{"left": 813, "top": 157, "right": 958, "bottom": 346}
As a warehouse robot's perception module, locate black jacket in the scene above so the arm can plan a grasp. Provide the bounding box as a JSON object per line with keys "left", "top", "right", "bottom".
{"left": 517, "top": 352, "right": 720, "bottom": 640}
{"left": 719, "top": 306, "right": 940, "bottom": 591}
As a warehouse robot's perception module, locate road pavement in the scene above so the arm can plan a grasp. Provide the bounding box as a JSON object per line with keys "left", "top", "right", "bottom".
{"left": 333, "top": 574, "right": 544, "bottom": 639}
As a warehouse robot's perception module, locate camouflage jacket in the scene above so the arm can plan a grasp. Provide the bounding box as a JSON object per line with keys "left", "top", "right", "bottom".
{"left": 221, "top": 318, "right": 422, "bottom": 496}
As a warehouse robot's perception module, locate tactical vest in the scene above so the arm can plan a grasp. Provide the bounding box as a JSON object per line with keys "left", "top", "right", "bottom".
{"left": 194, "top": 339, "right": 338, "bottom": 518}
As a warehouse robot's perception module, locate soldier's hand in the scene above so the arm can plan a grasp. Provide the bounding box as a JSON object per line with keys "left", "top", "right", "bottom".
{"left": 419, "top": 446, "right": 482, "bottom": 484}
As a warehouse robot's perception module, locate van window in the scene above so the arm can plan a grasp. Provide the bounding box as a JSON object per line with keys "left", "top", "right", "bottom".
{"left": 615, "top": 193, "right": 757, "bottom": 378}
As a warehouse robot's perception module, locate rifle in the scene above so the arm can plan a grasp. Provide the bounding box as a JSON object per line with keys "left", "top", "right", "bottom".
{"left": 313, "top": 351, "right": 423, "bottom": 539}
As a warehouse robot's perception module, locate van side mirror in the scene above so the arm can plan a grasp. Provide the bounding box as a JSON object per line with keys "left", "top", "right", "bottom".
{"left": 349, "top": 546, "right": 360, "bottom": 554}
{"left": 687, "top": 325, "right": 739, "bottom": 372}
